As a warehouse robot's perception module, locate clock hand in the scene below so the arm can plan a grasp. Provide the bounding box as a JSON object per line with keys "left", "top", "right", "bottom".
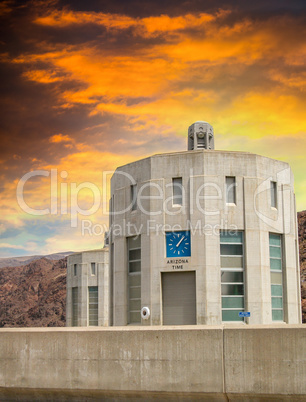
{"left": 176, "top": 236, "right": 185, "bottom": 247}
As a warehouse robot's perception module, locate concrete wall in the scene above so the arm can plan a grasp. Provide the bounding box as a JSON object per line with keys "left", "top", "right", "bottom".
{"left": 0, "top": 325, "right": 305, "bottom": 400}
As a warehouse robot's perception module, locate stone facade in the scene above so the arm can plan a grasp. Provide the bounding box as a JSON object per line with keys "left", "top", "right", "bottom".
{"left": 110, "top": 148, "right": 301, "bottom": 326}
{"left": 66, "top": 248, "right": 110, "bottom": 327}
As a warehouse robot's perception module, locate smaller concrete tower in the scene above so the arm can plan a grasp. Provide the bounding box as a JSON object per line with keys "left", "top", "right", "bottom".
{"left": 188, "top": 121, "right": 214, "bottom": 150}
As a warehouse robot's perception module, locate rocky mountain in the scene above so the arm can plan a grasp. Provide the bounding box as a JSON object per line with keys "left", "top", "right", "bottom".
{"left": 0, "top": 251, "right": 74, "bottom": 269}
{"left": 0, "top": 257, "right": 66, "bottom": 327}
{"left": 298, "top": 211, "right": 306, "bottom": 323}
{"left": 0, "top": 212, "right": 305, "bottom": 327}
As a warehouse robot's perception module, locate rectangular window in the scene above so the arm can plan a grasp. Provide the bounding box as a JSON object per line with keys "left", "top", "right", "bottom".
{"left": 88, "top": 286, "right": 98, "bottom": 326}
{"left": 91, "top": 262, "right": 96, "bottom": 275}
{"left": 109, "top": 195, "right": 114, "bottom": 224}
{"left": 271, "top": 181, "right": 277, "bottom": 208}
{"left": 72, "top": 287, "right": 78, "bottom": 327}
{"left": 220, "top": 231, "right": 244, "bottom": 322}
{"left": 172, "top": 177, "right": 183, "bottom": 206}
{"left": 104, "top": 231, "right": 110, "bottom": 247}
{"left": 110, "top": 242, "right": 114, "bottom": 326}
{"left": 128, "top": 236, "right": 141, "bottom": 324}
{"left": 269, "top": 234, "right": 283, "bottom": 321}
{"left": 226, "top": 177, "right": 236, "bottom": 204}
{"left": 131, "top": 184, "right": 137, "bottom": 211}
{"left": 73, "top": 264, "right": 77, "bottom": 276}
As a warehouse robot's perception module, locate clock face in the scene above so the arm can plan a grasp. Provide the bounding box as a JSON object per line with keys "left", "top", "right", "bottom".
{"left": 166, "top": 231, "right": 191, "bottom": 258}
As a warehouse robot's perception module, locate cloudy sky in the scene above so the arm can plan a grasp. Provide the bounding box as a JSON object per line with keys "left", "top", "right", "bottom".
{"left": 0, "top": 0, "right": 305, "bottom": 257}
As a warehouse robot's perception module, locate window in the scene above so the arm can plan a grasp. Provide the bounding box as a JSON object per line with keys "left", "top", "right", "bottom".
{"left": 128, "top": 236, "right": 141, "bottom": 324}
{"left": 226, "top": 177, "right": 236, "bottom": 204}
{"left": 269, "top": 234, "right": 283, "bottom": 321}
{"left": 189, "top": 135, "right": 194, "bottom": 150}
{"left": 72, "top": 287, "right": 78, "bottom": 326}
{"left": 131, "top": 184, "right": 137, "bottom": 211}
{"left": 208, "top": 134, "right": 213, "bottom": 150}
{"left": 110, "top": 242, "right": 114, "bottom": 326}
{"left": 172, "top": 177, "right": 183, "bottom": 206}
{"left": 73, "top": 264, "right": 77, "bottom": 276}
{"left": 220, "top": 231, "right": 244, "bottom": 321}
{"left": 271, "top": 181, "right": 277, "bottom": 208}
{"left": 197, "top": 132, "right": 205, "bottom": 148}
{"left": 109, "top": 195, "right": 114, "bottom": 224}
{"left": 88, "top": 286, "right": 98, "bottom": 326}
{"left": 104, "top": 231, "right": 110, "bottom": 247}
{"left": 91, "top": 262, "right": 96, "bottom": 275}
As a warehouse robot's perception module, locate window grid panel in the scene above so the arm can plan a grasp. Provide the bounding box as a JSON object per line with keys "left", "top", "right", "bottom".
{"left": 72, "top": 287, "right": 78, "bottom": 327}
{"left": 220, "top": 231, "right": 244, "bottom": 322}
{"left": 269, "top": 233, "right": 284, "bottom": 321}
{"left": 128, "top": 236, "right": 141, "bottom": 324}
{"left": 88, "top": 286, "right": 98, "bottom": 326}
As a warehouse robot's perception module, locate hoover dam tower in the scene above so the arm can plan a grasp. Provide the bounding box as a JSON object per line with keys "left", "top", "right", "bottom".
{"left": 109, "top": 121, "right": 301, "bottom": 326}
{"left": 67, "top": 121, "right": 301, "bottom": 328}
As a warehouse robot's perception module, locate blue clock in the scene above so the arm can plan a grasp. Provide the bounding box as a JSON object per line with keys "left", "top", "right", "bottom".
{"left": 166, "top": 231, "right": 191, "bottom": 258}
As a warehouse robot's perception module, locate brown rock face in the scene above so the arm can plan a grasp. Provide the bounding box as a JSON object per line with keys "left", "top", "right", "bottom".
{"left": 0, "top": 258, "right": 66, "bottom": 327}
{"left": 298, "top": 211, "right": 306, "bottom": 323}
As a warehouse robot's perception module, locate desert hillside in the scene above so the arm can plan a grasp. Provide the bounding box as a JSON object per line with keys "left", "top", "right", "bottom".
{"left": 298, "top": 210, "right": 306, "bottom": 322}
{"left": 0, "top": 258, "right": 66, "bottom": 327}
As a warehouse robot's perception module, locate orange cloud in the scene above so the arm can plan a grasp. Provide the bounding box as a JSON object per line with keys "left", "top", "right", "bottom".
{"left": 269, "top": 70, "right": 306, "bottom": 91}
{"left": 34, "top": 10, "right": 136, "bottom": 30}
{"left": 23, "top": 70, "right": 63, "bottom": 84}
{"left": 49, "top": 134, "right": 73, "bottom": 143}
{"left": 34, "top": 9, "right": 219, "bottom": 35}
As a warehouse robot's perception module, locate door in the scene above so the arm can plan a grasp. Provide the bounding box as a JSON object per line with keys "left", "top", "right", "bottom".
{"left": 162, "top": 271, "right": 196, "bottom": 325}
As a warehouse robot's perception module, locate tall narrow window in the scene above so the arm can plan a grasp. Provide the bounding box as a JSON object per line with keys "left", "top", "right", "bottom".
{"left": 72, "top": 287, "right": 78, "bottom": 326}
{"left": 197, "top": 132, "right": 205, "bottom": 148}
{"left": 131, "top": 184, "right": 137, "bottom": 211}
{"left": 269, "top": 234, "right": 283, "bottom": 321}
{"left": 109, "top": 195, "right": 114, "bottom": 224}
{"left": 172, "top": 177, "right": 183, "bottom": 206}
{"left": 73, "top": 264, "right": 77, "bottom": 276}
{"left": 110, "top": 242, "right": 114, "bottom": 326}
{"left": 91, "top": 262, "right": 96, "bottom": 275}
{"left": 220, "top": 231, "right": 244, "bottom": 322}
{"left": 88, "top": 286, "right": 98, "bottom": 326}
{"left": 128, "top": 236, "right": 141, "bottom": 324}
{"left": 271, "top": 181, "right": 277, "bottom": 208}
{"left": 226, "top": 177, "right": 236, "bottom": 204}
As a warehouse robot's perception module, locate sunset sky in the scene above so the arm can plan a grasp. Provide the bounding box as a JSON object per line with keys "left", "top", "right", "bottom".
{"left": 0, "top": 0, "right": 305, "bottom": 257}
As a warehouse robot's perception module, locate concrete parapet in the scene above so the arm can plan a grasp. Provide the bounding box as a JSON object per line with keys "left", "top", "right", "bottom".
{"left": 223, "top": 325, "right": 306, "bottom": 397}
{"left": 0, "top": 325, "right": 305, "bottom": 400}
